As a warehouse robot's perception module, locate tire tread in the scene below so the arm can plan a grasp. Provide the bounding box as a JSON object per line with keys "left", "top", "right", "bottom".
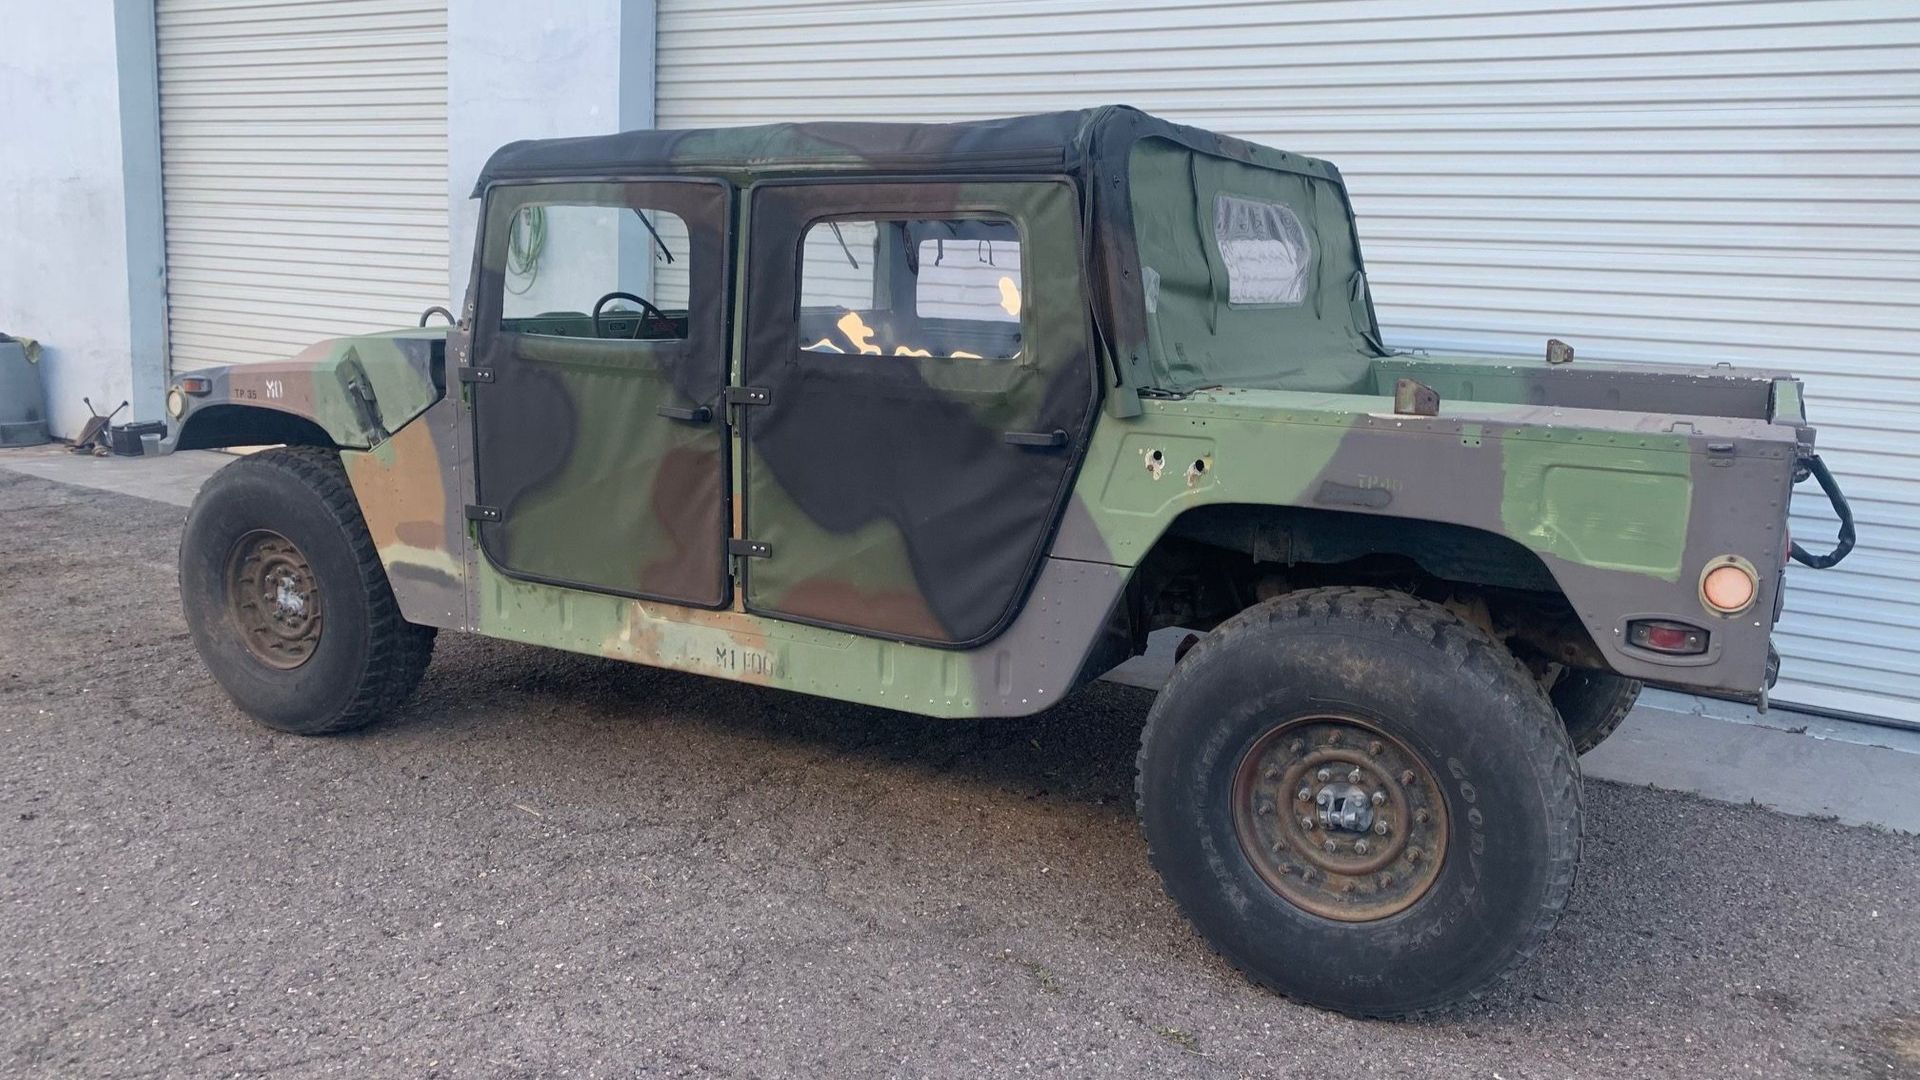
{"left": 211, "top": 446, "right": 435, "bottom": 734}
{"left": 1135, "top": 586, "right": 1582, "bottom": 1018}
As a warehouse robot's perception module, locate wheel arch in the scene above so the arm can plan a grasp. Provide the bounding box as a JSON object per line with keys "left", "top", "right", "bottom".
{"left": 172, "top": 403, "right": 339, "bottom": 452}
{"left": 1110, "top": 501, "right": 1610, "bottom": 673}
{"left": 1161, "top": 501, "right": 1562, "bottom": 593}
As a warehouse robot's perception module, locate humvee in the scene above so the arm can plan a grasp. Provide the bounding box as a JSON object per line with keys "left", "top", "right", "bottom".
{"left": 167, "top": 107, "right": 1853, "bottom": 1017}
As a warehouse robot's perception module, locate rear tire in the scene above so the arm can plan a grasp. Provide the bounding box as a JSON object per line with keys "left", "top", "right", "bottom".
{"left": 1552, "top": 669, "right": 1642, "bottom": 756}
{"left": 1136, "top": 587, "right": 1582, "bottom": 1018}
{"left": 180, "top": 447, "right": 435, "bottom": 735}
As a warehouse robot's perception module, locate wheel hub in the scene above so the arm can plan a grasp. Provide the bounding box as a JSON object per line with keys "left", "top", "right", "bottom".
{"left": 225, "top": 530, "right": 323, "bottom": 670}
{"left": 1314, "top": 781, "right": 1374, "bottom": 833}
{"left": 1232, "top": 716, "right": 1448, "bottom": 922}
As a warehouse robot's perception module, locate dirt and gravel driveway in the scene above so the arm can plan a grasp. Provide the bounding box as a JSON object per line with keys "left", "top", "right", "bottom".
{"left": 2, "top": 465, "right": 1917, "bottom": 1079}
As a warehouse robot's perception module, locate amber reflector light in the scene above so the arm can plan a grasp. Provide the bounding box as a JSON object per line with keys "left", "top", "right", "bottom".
{"left": 1702, "top": 563, "right": 1758, "bottom": 614}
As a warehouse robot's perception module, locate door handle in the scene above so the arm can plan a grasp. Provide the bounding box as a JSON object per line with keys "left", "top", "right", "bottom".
{"left": 657, "top": 404, "right": 713, "bottom": 423}
{"left": 1003, "top": 428, "right": 1068, "bottom": 448}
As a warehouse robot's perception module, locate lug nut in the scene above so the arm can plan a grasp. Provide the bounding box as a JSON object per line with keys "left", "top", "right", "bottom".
{"left": 1374, "top": 821, "right": 1389, "bottom": 836}
{"left": 1257, "top": 799, "right": 1273, "bottom": 816}
{"left": 1414, "top": 809, "right": 1430, "bottom": 824}
{"left": 1381, "top": 873, "right": 1395, "bottom": 887}
{"left": 1407, "top": 847, "right": 1422, "bottom": 862}
{"left": 1354, "top": 840, "right": 1370, "bottom": 855}
{"left": 1263, "top": 765, "right": 1280, "bottom": 781}
{"left": 1296, "top": 787, "right": 1312, "bottom": 803}
{"left": 1370, "top": 791, "right": 1387, "bottom": 806}
{"left": 1347, "top": 768, "right": 1363, "bottom": 784}
{"left": 1323, "top": 839, "right": 1338, "bottom": 853}
{"left": 1368, "top": 740, "right": 1383, "bottom": 756}
{"left": 1290, "top": 740, "right": 1305, "bottom": 754}
{"left": 1316, "top": 768, "right": 1331, "bottom": 783}
{"left": 1400, "top": 770, "right": 1417, "bottom": 785}
{"left": 1300, "top": 816, "right": 1316, "bottom": 831}
{"left": 1342, "top": 882, "right": 1356, "bottom": 894}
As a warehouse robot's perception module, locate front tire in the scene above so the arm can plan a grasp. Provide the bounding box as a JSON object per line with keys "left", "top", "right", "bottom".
{"left": 180, "top": 447, "right": 435, "bottom": 735}
{"left": 1136, "top": 587, "right": 1582, "bottom": 1018}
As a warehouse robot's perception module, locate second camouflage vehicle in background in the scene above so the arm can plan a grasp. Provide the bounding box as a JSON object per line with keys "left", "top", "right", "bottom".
{"left": 166, "top": 107, "right": 1853, "bottom": 1017}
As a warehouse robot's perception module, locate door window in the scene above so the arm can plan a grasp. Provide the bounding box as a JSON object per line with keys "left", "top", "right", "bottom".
{"left": 797, "top": 217, "right": 1023, "bottom": 360}
{"left": 496, "top": 199, "right": 693, "bottom": 341}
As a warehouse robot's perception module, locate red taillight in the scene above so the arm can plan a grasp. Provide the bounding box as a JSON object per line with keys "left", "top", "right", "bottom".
{"left": 1627, "top": 619, "right": 1710, "bottom": 656}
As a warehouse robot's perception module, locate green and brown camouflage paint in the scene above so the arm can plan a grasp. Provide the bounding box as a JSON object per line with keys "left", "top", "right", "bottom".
{"left": 167, "top": 107, "right": 1818, "bottom": 717}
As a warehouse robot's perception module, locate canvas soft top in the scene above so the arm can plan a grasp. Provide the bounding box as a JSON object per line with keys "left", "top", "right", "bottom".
{"left": 470, "top": 105, "right": 1382, "bottom": 400}
{"left": 470, "top": 105, "right": 1342, "bottom": 193}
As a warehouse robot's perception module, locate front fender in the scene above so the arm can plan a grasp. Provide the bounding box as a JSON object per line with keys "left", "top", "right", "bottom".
{"left": 169, "top": 329, "right": 446, "bottom": 450}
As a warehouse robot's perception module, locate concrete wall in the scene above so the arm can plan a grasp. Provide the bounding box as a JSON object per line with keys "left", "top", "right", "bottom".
{"left": 447, "top": 0, "right": 657, "bottom": 309}
{"left": 0, "top": 0, "right": 658, "bottom": 438}
{"left": 0, "top": 0, "right": 164, "bottom": 438}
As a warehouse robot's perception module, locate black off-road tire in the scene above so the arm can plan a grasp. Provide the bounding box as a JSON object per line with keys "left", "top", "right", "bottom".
{"left": 1552, "top": 669, "right": 1643, "bottom": 756}
{"left": 180, "top": 446, "right": 436, "bottom": 735}
{"left": 1136, "top": 587, "right": 1582, "bottom": 1018}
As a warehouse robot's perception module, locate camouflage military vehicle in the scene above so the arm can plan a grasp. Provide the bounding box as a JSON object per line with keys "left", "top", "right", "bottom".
{"left": 167, "top": 107, "right": 1853, "bottom": 1017}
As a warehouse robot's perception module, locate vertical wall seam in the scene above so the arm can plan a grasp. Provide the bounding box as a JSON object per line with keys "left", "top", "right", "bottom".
{"left": 112, "top": 0, "right": 168, "bottom": 421}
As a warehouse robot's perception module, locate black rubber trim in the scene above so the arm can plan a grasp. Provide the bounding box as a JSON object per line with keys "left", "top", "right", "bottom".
{"left": 1788, "top": 453, "right": 1854, "bottom": 569}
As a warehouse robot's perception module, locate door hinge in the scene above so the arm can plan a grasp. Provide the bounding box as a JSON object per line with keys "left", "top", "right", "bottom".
{"left": 464, "top": 504, "right": 502, "bottom": 522}
{"left": 728, "top": 538, "right": 771, "bottom": 559}
{"left": 724, "top": 385, "right": 771, "bottom": 407}
{"left": 458, "top": 366, "right": 495, "bottom": 384}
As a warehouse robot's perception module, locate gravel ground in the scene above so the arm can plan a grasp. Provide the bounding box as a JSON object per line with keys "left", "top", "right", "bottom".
{"left": 2, "top": 466, "right": 1917, "bottom": 1079}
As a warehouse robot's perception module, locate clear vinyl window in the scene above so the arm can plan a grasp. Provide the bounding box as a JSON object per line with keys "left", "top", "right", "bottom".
{"left": 498, "top": 200, "right": 692, "bottom": 340}
{"left": 798, "top": 217, "right": 1023, "bottom": 360}
{"left": 1213, "top": 193, "right": 1312, "bottom": 307}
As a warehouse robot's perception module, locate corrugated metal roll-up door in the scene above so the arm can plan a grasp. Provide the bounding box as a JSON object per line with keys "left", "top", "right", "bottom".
{"left": 657, "top": 0, "right": 1920, "bottom": 726}
{"left": 156, "top": 0, "right": 449, "bottom": 372}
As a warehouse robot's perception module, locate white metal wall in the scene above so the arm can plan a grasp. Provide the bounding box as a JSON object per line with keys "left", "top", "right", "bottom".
{"left": 658, "top": 0, "right": 1920, "bottom": 725}
{"left": 156, "top": 0, "right": 450, "bottom": 372}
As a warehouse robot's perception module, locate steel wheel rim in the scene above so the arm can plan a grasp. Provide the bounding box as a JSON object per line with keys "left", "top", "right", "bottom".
{"left": 1231, "top": 715, "right": 1449, "bottom": 922}
{"left": 224, "top": 529, "right": 323, "bottom": 670}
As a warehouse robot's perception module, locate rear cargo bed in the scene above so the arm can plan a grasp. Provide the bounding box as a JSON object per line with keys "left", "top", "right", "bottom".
{"left": 1373, "top": 354, "right": 1800, "bottom": 424}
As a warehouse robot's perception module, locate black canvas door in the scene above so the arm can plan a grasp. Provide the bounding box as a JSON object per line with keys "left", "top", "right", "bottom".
{"left": 738, "top": 178, "right": 1097, "bottom": 645}
{"left": 469, "top": 178, "right": 733, "bottom": 606}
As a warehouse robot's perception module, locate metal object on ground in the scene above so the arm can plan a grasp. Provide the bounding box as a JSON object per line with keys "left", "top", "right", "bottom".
{"left": 109, "top": 421, "right": 167, "bottom": 457}
{"left": 1232, "top": 716, "right": 1449, "bottom": 921}
{"left": 224, "top": 529, "right": 324, "bottom": 669}
{"left": 71, "top": 398, "right": 127, "bottom": 456}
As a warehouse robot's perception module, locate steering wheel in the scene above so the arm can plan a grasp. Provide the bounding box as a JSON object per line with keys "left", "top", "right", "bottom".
{"left": 592, "top": 292, "right": 674, "bottom": 339}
